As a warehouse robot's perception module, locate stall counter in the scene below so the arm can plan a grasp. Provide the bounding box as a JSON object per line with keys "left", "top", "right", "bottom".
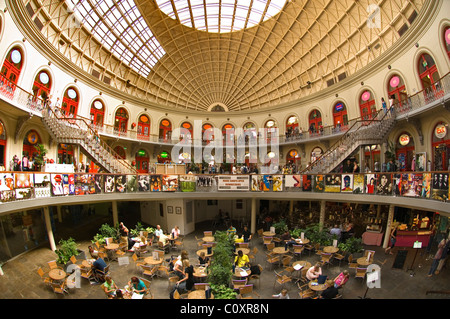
{"left": 395, "top": 230, "right": 431, "bottom": 248}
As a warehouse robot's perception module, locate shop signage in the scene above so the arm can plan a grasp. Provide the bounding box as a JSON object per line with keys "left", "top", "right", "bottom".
{"left": 217, "top": 175, "right": 249, "bottom": 191}
{"left": 399, "top": 134, "right": 410, "bottom": 146}
{"left": 434, "top": 124, "right": 447, "bottom": 139}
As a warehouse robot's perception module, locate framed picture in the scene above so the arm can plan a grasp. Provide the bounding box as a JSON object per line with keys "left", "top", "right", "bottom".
{"left": 176, "top": 207, "right": 182, "bottom": 214}
{"left": 167, "top": 206, "right": 173, "bottom": 214}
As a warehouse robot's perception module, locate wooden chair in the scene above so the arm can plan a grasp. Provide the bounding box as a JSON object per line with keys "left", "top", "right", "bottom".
{"left": 314, "top": 243, "right": 323, "bottom": 257}
{"left": 320, "top": 252, "right": 333, "bottom": 268}
{"left": 154, "top": 250, "right": 165, "bottom": 261}
{"left": 168, "top": 275, "right": 180, "bottom": 290}
{"left": 173, "top": 289, "right": 188, "bottom": 299}
{"left": 364, "top": 250, "right": 375, "bottom": 262}
{"left": 105, "top": 237, "right": 114, "bottom": 245}
{"left": 37, "top": 267, "right": 52, "bottom": 286}
{"left": 248, "top": 247, "right": 258, "bottom": 263}
{"left": 265, "top": 254, "right": 281, "bottom": 270}
{"left": 51, "top": 281, "right": 68, "bottom": 295}
{"left": 203, "top": 231, "right": 213, "bottom": 237}
{"left": 132, "top": 253, "right": 146, "bottom": 270}
{"left": 303, "top": 243, "right": 314, "bottom": 256}
{"left": 237, "top": 284, "right": 260, "bottom": 299}
{"left": 140, "top": 277, "right": 153, "bottom": 299}
{"left": 157, "top": 265, "right": 173, "bottom": 278}
{"left": 355, "top": 267, "right": 367, "bottom": 281}
{"left": 80, "top": 268, "right": 93, "bottom": 281}
{"left": 47, "top": 260, "right": 62, "bottom": 270}
{"left": 69, "top": 255, "right": 83, "bottom": 266}
{"left": 293, "top": 245, "right": 304, "bottom": 259}
{"left": 172, "top": 237, "right": 184, "bottom": 251}
{"left": 263, "top": 236, "right": 273, "bottom": 246}
{"left": 272, "top": 236, "right": 282, "bottom": 246}
{"left": 282, "top": 255, "right": 293, "bottom": 268}
{"left": 158, "top": 241, "right": 171, "bottom": 254}
{"left": 348, "top": 254, "right": 358, "bottom": 271}
{"left": 333, "top": 251, "right": 346, "bottom": 267}
{"left": 266, "top": 242, "right": 275, "bottom": 252}
{"left": 274, "top": 270, "right": 292, "bottom": 290}
{"left": 248, "top": 264, "right": 263, "bottom": 288}
{"left": 141, "top": 265, "right": 158, "bottom": 279}
{"left": 257, "top": 228, "right": 264, "bottom": 240}
{"left": 194, "top": 283, "right": 210, "bottom": 290}
{"left": 94, "top": 265, "right": 110, "bottom": 283}
{"left": 236, "top": 242, "right": 249, "bottom": 249}
{"left": 298, "top": 282, "right": 315, "bottom": 299}
{"left": 232, "top": 279, "right": 248, "bottom": 290}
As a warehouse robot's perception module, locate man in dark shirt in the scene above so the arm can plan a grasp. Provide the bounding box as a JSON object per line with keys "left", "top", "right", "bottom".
{"left": 93, "top": 256, "right": 108, "bottom": 282}
{"left": 242, "top": 226, "right": 252, "bottom": 243}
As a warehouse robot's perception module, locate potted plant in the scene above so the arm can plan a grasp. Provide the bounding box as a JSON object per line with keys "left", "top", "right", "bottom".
{"left": 211, "top": 284, "right": 237, "bottom": 299}
{"left": 92, "top": 223, "right": 120, "bottom": 245}
{"left": 338, "top": 237, "right": 364, "bottom": 259}
{"left": 55, "top": 237, "right": 84, "bottom": 269}
{"left": 33, "top": 143, "right": 48, "bottom": 171}
{"left": 209, "top": 231, "right": 234, "bottom": 289}
{"left": 272, "top": 220, "right": 288, "bottom": 234}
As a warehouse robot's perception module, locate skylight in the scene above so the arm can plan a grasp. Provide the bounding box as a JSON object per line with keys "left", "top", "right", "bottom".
{"left": 155, "top": 0, "right": 287, "bottom": 33}
{"left": 67, "top": 0, "right": 165, "bottom": 77}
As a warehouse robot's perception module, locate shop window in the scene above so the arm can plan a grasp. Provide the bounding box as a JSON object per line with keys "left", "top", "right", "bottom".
{"left": 159, "top": 119, "right": 172, "bottom": 141}
{"left": 387, "top": 75, "right": 407, "bottom": 103}
{"left": 137, "top": 114, "right": 150, "bottom": 140}
{"left": 308, "top": 110, "right": 322, "bottom": 135}
{"left": 286, "top": 116, "right": 299, "bottom": 139}
{"left": 418, "top": 53, "right": 442, "bottom": 99}
{"left": 396, "top": 132, "right": 415, "bottom": 171}
{"left": 22, "top": 130, "right": 41, "bottom": 166}
{"left": 432, "top": 122, "right": 450, "bottom": 171}
{"left": 0, "top": 47, "right": 23, "bottom": 97}
{"left": 136, "top": 149, "right": 149, "bottom": 172}
{"left": 90, "top": 99, "right": 105, "bottom": 128}
{"left": 333, "top": 102, "right": 348, "bottom": 129}
{"left": 359, "top": 90, "right": 377, "bottom": 121}
{"left": 61, "top": 87, "right": 79, "bottom": 117}
{"left": 32, "top": 70, "right": 52, "bottom": 101}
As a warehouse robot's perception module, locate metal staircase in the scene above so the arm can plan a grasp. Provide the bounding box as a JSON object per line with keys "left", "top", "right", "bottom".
{"left": 302, "top": 109, "right": 397, "bottom": 174}
{"left": 41, "top": 111, "right": 136, "bottom": 175}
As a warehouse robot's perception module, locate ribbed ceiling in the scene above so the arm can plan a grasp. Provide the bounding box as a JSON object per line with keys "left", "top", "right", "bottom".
{"left": 21, "top": 0, "right": 426, "bottom": 112}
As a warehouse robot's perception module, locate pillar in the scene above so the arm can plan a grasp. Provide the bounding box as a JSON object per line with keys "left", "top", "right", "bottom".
{"left": 319, "top": 200, "right": 326, "bottom": 231}
{"left": 289, "top": 200, "right": 294, "bottom": 221}
{"left": 57, "top": 206, "right": 63, "bottom": 223}
{"left": 383, "top": 205, "right": 395, "bottom": 249}
{"left": 43, "top": 206, "right": 56, "bottom": 251}
{"left": 250, "top": 197, "right": 256, "bottom": 234}
{"left": 112, "top": 201, "right": 119, "bottom": 226}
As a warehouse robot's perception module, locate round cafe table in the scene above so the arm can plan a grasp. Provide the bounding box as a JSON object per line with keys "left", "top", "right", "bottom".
{"left": 49, "top": 269, "right": 66, "bottom": 281}
{"left": 263, "top": 231, "right": 276, "bottom": 237}
{"left": 202, "top": 236, "right": 215, "bottom": 243}
{"left": 308, "top": 280, "right": 329, "bottom": 292}
{"left": 323, "top": 246, "right": 339, "bottom": 254}
{"left": 188, "top": 290, "right": 214, "bottom": 299}
{"left": 82, "top": 259, "right": 93, "bottom": 268}
{"left": 194, "top": 266, "right": 208, "bottom": 282}
{"left": 233, "top": 267, "right": 251, "bottom": 278}
{"left": 235, "top": 248, "right": 250, "bottom": 255}
{"left": 357, "top": 257, "right": 372, "bottom": 267}
{"left": 293, "top": 260, "right": 311, "bottom": 270}
{"left": 144, "top": 257, "right": 163, "bottom": 266}
{"left": 197, "top": 249, "right": 213, "bottom": 257}
{"left": 295, "top": 238, "right": 310, "bottom": 245}
{"left": 272, "top": 246, "right": 290, "bottom": 254}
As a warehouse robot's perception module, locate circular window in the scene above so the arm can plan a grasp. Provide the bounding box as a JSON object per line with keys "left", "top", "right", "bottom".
{"left": 10, "top": 50, "right": 21, "bottom": 64}
{"left": 39, "top": 72, "right": 49, "bottom": 85}
{"left": 67, "top": 89, "right": 77, "bottom": 99}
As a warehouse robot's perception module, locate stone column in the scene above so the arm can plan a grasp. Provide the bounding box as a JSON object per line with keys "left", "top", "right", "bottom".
{"left": 43, "top": 206, "right": 56, "bottom": 251}
{"left": 112, "top": 201, "right": 119, "bottom": 226}
{"left": 251, "top": 197, "right": 257, "bottom": 234}
{"left": 319, "top": 200, "right": 326, "bottom": 231}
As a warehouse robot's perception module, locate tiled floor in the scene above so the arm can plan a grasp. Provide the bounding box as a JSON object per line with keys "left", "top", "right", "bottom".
{"left": 0, "top": 218, "right": 449, "bottom": 300}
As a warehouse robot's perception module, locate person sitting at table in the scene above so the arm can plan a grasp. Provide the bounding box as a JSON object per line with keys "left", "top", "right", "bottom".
{"left": 173, "top": 250, "right": 189, "bottom": 278}
{"left": 115, "top": 289, "right": 125, "bottom": 299}
{"left": 330, "top": 224, "right": 342, "bottom": 241}
{"left": 171, "top": 226, "right": 181, "bottom": 240}
{"left": 281, "top": 230, "right": 297, "bottom": 250}
{"left": 234, "top": 250, "right": 250, "bottom": 268}
{"left": 88, "top": 245, "right": 98, "bottom": 259}
{"left": 272, "top": 289, "right": 290, "bottom": 299}
{"left": 227, "top": 224, "right": 237, "bottom": 237}
{"left": 341, "top": 222, "right": 354, "bottom": 241}
{"left": 333, "top": 270, "right": 350, "bottom": 288}
{"left": 102, "top": 275, "right": 118, "bottom": 299}
{"left": 320, "top": 280, "right": 340, "bottom": 299}
{"left": 242, "top": 226, "right": 252, "bottom": 243}
{"left": 92, "top": 255, "right": 108, "bottom": 282}
{"left": 198, "top": 251, "right": 210, "bottom": 266}
{"left": 177, "top": 259, "right": 195, "bottom": 292}
{"left": 128, "top": 276, "right": 146, "bottom": 295}
{"left": 306, "top": 263, "right": 322, "bottom": 281}
{"left": 154, "top": 225, "right": 164, "bottom": 240}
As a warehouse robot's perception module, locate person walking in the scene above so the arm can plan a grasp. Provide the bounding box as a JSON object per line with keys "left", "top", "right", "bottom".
{"left": 428, "top": 235, "right": 449, "bottom": 277}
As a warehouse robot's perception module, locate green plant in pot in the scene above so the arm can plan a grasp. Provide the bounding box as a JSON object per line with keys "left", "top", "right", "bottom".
{"left": 209, "top": 230, "right": 235, "bottom": 293}
{"left": 338, "top": 237, "right": 363, "bottom": 257}
{"left": 33, "top": 143, "right": 48, "bottom": 171}
{"left": 272, "top": 220, "right": 288, "bottom": 234}
{"left": 55, "top": 237, "right": 79, "bottom": 265}
{"left": 92, "top": 223, "right": 120, "bottom": 245}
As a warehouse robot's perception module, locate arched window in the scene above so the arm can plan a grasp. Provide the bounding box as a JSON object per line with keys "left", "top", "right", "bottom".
{"left": 114, "top": 108, "right": 128, "bottom": 135}
{"left": 135, "top": 149, "right": 149, "bottom": 172}
{"left": 264, "top": 120, "right": 277, "bottom": 140}
{"left": 432, "top": 122, "right": 450, "bottom": 171}
{"left": 387, "top": 74, "right": 407, "bottom": 104}
{"left": 418, "top": 53, "right": 442, "bottom": 98}
{"left": 22, "top": 130, "right": 41, "bottom": 161}
{"left": 159, "top": 119, "right": 172, "bottom": 142}
{"left": 202, "top": 123, "right": 214, "bottom": 143}
{"left": 57, "top": 144, "right": 74, "bottom": 164}
{"left": 114, "top": 146, "right": 126, "bottom": 159}
{"left": 0, "top": 47, "right": 23, "bottom": 97}
{"left": 396, "top": 132, "right": 415, "bottom": 171}
{"left": 137, "top": 114, "right": 150, "bottom": 140}
{"left": 308, "top": 110, "right": 322, "bottom": 135}
{"left": 32, "top": 70, "right": 52, "bottom": 101}
{"left": 222, "top": 123, "right": 234, "bottom": 145}
{"left": 286, "top": 116, "right": 299, "bottom": 139}
{"left": 157, "top": 150, "right": 171, "bottom": 164}
{"left": 243, "top": 122, "right": 257, "bottom": 142}
{"left": 443, "top": 26, "right": 450, "bottom": 61}
{"left": 0, "top": 120, "right": 6, "bottom": 167}
{"left": 180, "top": 122, "right": 193, "bottom": 142}
{"left": 61, "top": 87, "right": 79, "bottom": 117}
{"left": 90, "top": 99, "right": 105, "bottom": 129}
{"left": 286, "top": 149, "right": 301, "bottom": 166}
{"left": 332, "top": 102, "right": 348, "bottom": 130}
{"left": 359, "top": 90, "right": 377, "bottom": 121}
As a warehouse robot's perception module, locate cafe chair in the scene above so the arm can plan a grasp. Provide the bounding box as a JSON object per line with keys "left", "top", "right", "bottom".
{"left": 297, "top": 282, "right": 315, "bottom": 299}
{"left": 139, "top": 277, "right": 154, "bottom": 299}
{"left": 333, "top": 251, "right": 346, "bottom": 267}
{"left": 248, "top": 247, "right": 258, "bottom": 263}
{"left": 158, "top": 241, "right": 171, "bottom": 254}
{"left": 157, "top": 265, "right": 173, "bottom": 278}
{"left": 347, "top": 254, "right": 358, "bottom": 271}
{"left": 257, "top": 229, "right": 264, "bottom": 240}
{"left": 266, "top": 242, "right": 275, "bottom": 252}
{"left": 263, "top": 236, "right": 273, "bottom": 246}
{"left": 141, "top": 265, "right": 158, "bottom": 280}
{"left": 232, "top": 279, "right": 248, "bottom": 291}
{"left": 94, "top": 265, "right": 110, "bottom": 283}
{"left": 274, "top": 270, "right": 292, "bottom": 290}
{"left": 304, "top": 243, "right": 315, "bottom": 256}
{"left": 237, "top": 284, "right": 260, "bottom": 299}
{"left": 47, "top": 260, "right": 63, "bottom": 270}
{"left": 320, "top": 253, "right": 333, "bottom": 268}
{"left": 172, "top": 237, "right": 184, "bottom": 251}
{"left": 293, "top": 245, "right": 304, "bottom": 259}
{"left": 168, "top": 275, "right": 180, "bottom": 290}
{"left": 37, "top": 267, "right": 52, "bottom": 286}
{"left": 51, "top": 281, "right": 69, "bottom": 295}
{"left": 355, "top": 267, "right": 367, "bottom": 282}
{"left": 248, "top": 264, "right": 263, "bottom": 288}
{"left": 282, "top": 255, "right": 293, "bottom": 268}
{"left": 203, "top": 231, "right": 213, "bottom": 237}
{"left": 173, "top": 289, "right": 188, "bottom": 299}
{"left": 98, "top": 251, "right": 110, "bottom": 262}
{"left": 135, "top": 244, "right": 148, "bottom": 257}
{"left": 80, "top": 268, "right": 93, "bottom": 281}
{"left": 132, "top": 253, "right": 146, "bottom": 270}
{"left": 236, "top": 242, "right": 249, "bottom": 249}
{"left": 265, "top": 254, "right": 281, "bottom": 270}
{"left": 105, "top": 237, "right": 114, "bottom": 245}
{"left": 364, "top": 249, "right": 375, "bottom": 262}
{"left": 69, "top": 255, "right": 83, "bottom": 267}
{"left": 154, "top": 249, "right": 165, "bottom": 261}
{"left": 314, "top": 243, "right": 323, "bottom": 257}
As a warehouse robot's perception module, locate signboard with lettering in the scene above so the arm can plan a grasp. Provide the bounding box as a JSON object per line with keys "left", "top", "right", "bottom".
{"left": 218, "top": 175, "right": 249, "bottom": 191}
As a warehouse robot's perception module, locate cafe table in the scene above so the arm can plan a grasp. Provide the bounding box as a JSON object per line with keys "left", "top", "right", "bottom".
{"left": 263, "top": 231, "right": 276, "bottom": 237}
{"left": 292, "top": 261, "right": 311, "bottom": 281}
{"left": 323, "top": 246, "right": 339, "bottom": 254}
{"left": 235, "top": 248, "right": 250, "bottom": 255}
{"left": 144, "top": 257, "right": 163, "bottom": 267}
{"left": 49, "top": 268, "right": 66, "bottom": 281}
{"left": 202, "top": 236, "right": 215, "bottom": 243}
{"left": 357, "top": 257, "right": 373, "bottom": 267}
{"left": 308, "top": 280, "right": 329, "bottom": 293}
{"left": 188, "top": 290, "right": 215, "bottom": 299}
{"left": 272, "top": 246, "right": 290, "bottom": 254}
{"left": 193, "top": 266, "right": 208, "bottom": 282}
{"left": 294, "top": 238, "right": 310, "bottom": 245}
{"left": 197, "top": 249, "right": 213, "bottom": 257}
{"left": 233, "top": 267, "right": 251, "bottom": 279}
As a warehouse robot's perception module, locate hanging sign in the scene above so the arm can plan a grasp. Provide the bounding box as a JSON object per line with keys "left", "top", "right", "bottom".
{"left": 435, "top": 124, "right": 447, "bottom": 139}
{"left": 399, "top": 134, "right": 410, "bottom": 146}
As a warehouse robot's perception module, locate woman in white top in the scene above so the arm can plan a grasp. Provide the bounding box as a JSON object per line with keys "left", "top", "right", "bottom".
{"left": 306, "top": 263, "right": 322, "bottom": 281}
{"left": 171, "top": 226, "right": 180, "bottom": 239}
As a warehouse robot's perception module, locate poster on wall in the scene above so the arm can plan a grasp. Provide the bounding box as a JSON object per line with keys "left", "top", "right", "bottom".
{"left": 325, "top": 174, "right": 341, "bottom": 192}
{"left": 162, "top": 175, "right": 178, "bottom": 192}
{"left": 115, "top": 175, "right": 127, "bottom": 193}
{"left": 401, "top": 173, "right": 423, "bottom": 197}
{"left": 302, "top": 175, "right": 312, "bottom": 191}
{"left": 15, "top": 188, "right": 33, "bottom": 200}
{"left": 365, "top": 174, "right": 376, "bottom": 194}
{"left": 272, "top": 175, "right": 283, "bottom": 192}
{"left": 33, "top": 173, "right": 51, "bottom": 198}
{"left": 94, "top": 175, "right": 103, "bottom": 194}
{"left": 196, "top": 175, "right": 217, "bottom": 192}
{"left": 218, "top": 175, "right": 250, "bottom": 191}
{"left": 51, "top": 174, "right": 65, "bottom": 196}
{"left": 150, "top": 175, "right": 162, "bottom": 192}
{"left": 0, "top": 173, "right": 15, "bottom": 191}
{"left": 393, "top": 174, "right": 402, "bottom": 196}
{"left": 0, "top": 190, "right": 15, "bottom": 202}
{"left": 284, "top": 175, "right": 302, "bottom": 189}
{"left": 313, "top": 175, "right": 324, "bottom": 192}
{"left": 104, "top": 175, "right": 116, "bottom": 193}
{"left": 376, "top": 174, "right": 392, "bottom": 195}
{"left": 353, "top": 174, "right": 365, "bottom": 194}
{"left": 179, "top": 175, "right": 196, "bottom": 192}
{"left": 66, "top": 174, "right": 75, "bottom": 195}
{"left": 251, "top": 175, "right": 271, "bottom": 191}
{"left": 15, "top": 173, "right": 33, "bottom": 188}
{"left": 432, "top": 173, "right": 449, "bottom": 201}
{"left": 126, "top": 175, "right": 136, "bottom": 192}
{"left": 421, "top": 173, "right": 432, "bottom": 198}
{"left": 137, "top": 175, "right": 150, "bottom": 192}
{"left": 341, "top": 174, "right": 353, "bottom": 192}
